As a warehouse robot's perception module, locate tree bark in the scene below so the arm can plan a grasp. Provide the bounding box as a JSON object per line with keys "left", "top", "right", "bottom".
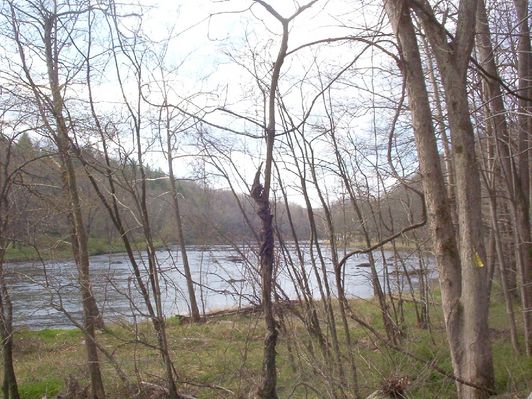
{"left": 0, "top": 138, "right": 20, "bottom": 399}
{"left": 487, "top": 194, "right": 520, "bottom": 352}
{"left": 41, "top": 13, "right": 106, "bottom": 399}
{"left": 0, "top": 251, "right": 20, "bottom": 399}
{"left": 475, "top": 0, "right": 522, "bottom": 354}
{"left": 384, "top": 1, "right": 494, "bottom": 397}
{"left": 251, "top": 166, "right": 278, "bottom": 399}
{"left": 9, "top": 4, "right": 106, "bottom": 397}
{"left": 164, "top": 107, "right": 201, "bottom": 323}
{"left": 411, "top": 0, "right": 495, "bottom": 395}
{"left": 512, "top": 0, "right": 532, "bottom": 356}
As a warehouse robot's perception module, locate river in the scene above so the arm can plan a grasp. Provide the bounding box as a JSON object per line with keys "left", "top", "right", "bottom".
{"left": 4, "top": 244, "right": 434, "bottom": 329}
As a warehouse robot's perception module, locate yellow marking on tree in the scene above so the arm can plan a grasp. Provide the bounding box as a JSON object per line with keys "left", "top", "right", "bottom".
{"left": 474, "top": 251, "right": 485, "bottom": 268}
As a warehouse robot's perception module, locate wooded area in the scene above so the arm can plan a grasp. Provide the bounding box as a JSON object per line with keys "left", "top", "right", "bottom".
{"left": 0, "top": 0, "right": 530, "bottom": 398}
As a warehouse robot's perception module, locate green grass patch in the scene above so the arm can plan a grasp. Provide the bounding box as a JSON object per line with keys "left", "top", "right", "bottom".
{"left": 3, "top": 246, "right": 41, "bottom": 262}
{"left": 34, "top": 328, "right": 81, "bottom": 343}
{"left": 18, "top": 378, "right": 62, "bottom": 399}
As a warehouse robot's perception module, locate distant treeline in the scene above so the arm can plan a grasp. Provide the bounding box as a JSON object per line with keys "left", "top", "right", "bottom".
{"left": 2, "top": 133, "right": 424, "bottom": 252}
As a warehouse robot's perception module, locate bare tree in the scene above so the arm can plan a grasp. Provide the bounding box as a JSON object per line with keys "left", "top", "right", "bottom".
{"left": 5, "top": 2, "right": 106, "bottom": 397}
{"left": 247, "top": 1, "right": 317, "bottom": 397}
{"left": 158, "top": 86, "right": 201, "bottom": 323}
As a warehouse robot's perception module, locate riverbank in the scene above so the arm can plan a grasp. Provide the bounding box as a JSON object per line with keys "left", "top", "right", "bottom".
{"left": 7, "top": 292, "right": 531, "bottom": 399}
{"left": 3, "top": 237, "right": 168, "bottom": 263}
{"left": 4, "top": 236, "right": 427, "bottom": 263}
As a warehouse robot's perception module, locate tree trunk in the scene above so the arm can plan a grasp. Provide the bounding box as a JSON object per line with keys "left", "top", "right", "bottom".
{"left": 165, "top": 113, "right": 201, "bottom": 322}
{"left": 412, "top": 0, "right": 495, "bottom": 394}
{"left": 251, "top": 167, "right": 278, "bottom": 399}
{"left": 0, "top": 251, "right": 20, "bottom": 399}
{"left": 0, "top": 149, "right": 20, "bottom": 399}
{"left": 250, "top": 3, "right": 298, "bottom": 397}
{"left": 43, "top": 15, "right": 105, "bottom": 398}
{"left": 385, "top": 2, "right": 494, "bottom": 397}
{"left": 309, "top": 142, "right": 358, "bottom": 396}
{"left": 512, "top": 0, "right": 532, "bottom": 356}
{"left": 445, "top": 76, "right": 494, "bottom": 399}
{"left": 330, "top": 131, "right": 398, "bottom": 343}
{"left": 488, "top": 195, "right": 520, "bottom": 353}
{"left": 136, "top": 115, "right": 179, "bottom": 399}
{"left": 475, "top": 0, "right": 523, "bottom": 354}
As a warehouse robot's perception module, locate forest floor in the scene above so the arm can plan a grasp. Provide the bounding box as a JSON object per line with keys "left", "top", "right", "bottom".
{"left": 5, "top": 289, "right": 532, "bottom": 399}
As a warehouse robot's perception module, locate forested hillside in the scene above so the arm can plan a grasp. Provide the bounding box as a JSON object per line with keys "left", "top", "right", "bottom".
{"left": 1, "top": 134, "right": 313, "bottom": 253}
{"left": 2, "top": 134, "right": 423, "bottom": 256}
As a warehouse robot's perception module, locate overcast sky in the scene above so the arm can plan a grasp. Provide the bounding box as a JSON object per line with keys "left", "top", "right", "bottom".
{"left": 86, "top": 0, "right": 403, "bottom": 206}
{"left": 0, "top": 0, "right": 405, "bottom": 207}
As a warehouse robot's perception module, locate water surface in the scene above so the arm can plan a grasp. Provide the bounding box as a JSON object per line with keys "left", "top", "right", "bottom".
{"left": 5, "top": 243, "right": 433, "bottom": 329}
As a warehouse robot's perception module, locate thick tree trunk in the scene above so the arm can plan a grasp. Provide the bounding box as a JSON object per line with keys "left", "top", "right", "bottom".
{"left": 384, "top": 2, "right": 494, "bottom": 397}
{"left": 385, "top": 0, "right": 462, "bottom": 383}
{"left": 423, "top": 39, "right": 455, "bottom": 209}
{"left": 412, "top": 0, "right": 495, "bottom": 394}
{"left": 444, "top": 78, "right": 494, "bottom": 399}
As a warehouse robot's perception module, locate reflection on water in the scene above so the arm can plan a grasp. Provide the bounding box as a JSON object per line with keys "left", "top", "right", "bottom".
{"left": 4, "top": 244, "right": 433, "bottom": 329}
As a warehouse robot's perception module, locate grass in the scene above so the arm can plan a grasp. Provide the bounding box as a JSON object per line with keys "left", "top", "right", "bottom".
{"left": 18, "top": 379, "right": 62, "bottom": 399}
{"left": 2, "top": 292, "right": 531, "bottom": 398}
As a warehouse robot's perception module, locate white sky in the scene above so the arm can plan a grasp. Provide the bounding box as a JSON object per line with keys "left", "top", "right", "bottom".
{"left": 1, "top": 0, "right": 410, "bottom": 207}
